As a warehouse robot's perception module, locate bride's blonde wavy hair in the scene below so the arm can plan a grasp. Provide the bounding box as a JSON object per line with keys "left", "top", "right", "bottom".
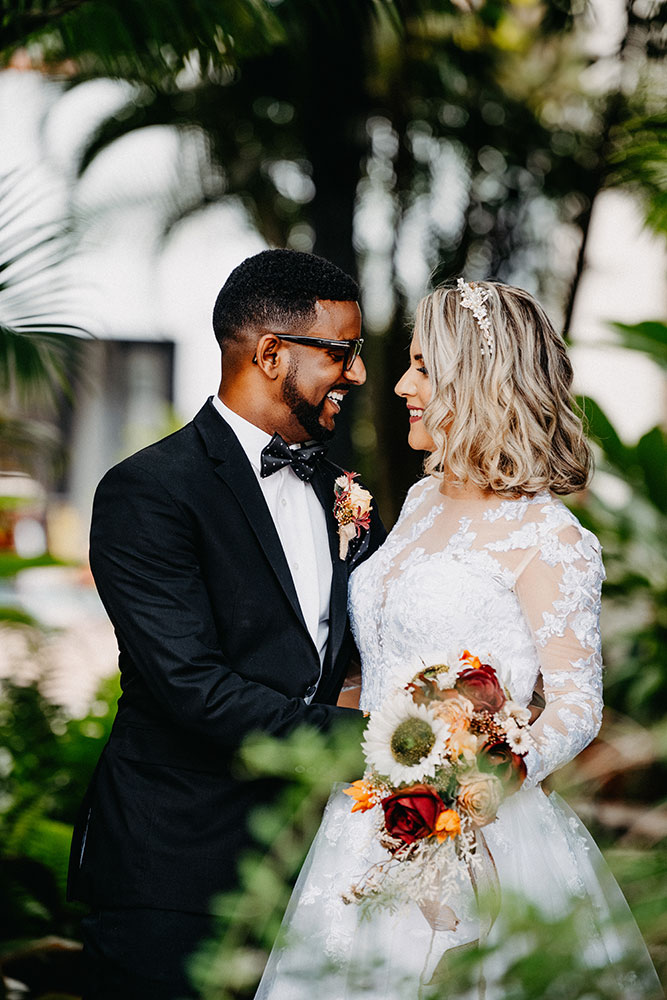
{"left": 418, "top": 281, "right": 592, "bottom": 496}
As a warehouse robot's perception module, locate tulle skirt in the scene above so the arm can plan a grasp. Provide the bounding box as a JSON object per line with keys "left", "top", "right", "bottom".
{"left": 254, "top": 785, "right": 663, "bottom": 1000}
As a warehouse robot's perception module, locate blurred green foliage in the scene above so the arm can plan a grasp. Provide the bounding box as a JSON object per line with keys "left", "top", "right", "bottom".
{"left": 0, "top": 0, "right": 286, "bottom": 80}
{"left": 0, "top": 554, "right": 61, "bottom": 579}
{"left": 190, "top": 720, "right": 366, "bottom": 1000}
{"left": 0, "top": 0, "right": 665, "bottom": 997}
{"left": 427, "top": 890, "right": 666, "bottom": 999}
{"left": 189, "top": 721, "right": 667, "bottom": 1000}
{"left": 0, "top": 169, "right": 87, "bottom": 405}
{"left": 608, "top": 320, "right": 667, "bottom": 371}
{"left": 573, "top": 392, "right": 666, "bottom": 725}
{"left": 4, "top": 0, "right": 665, "bottom": 515}
{"left": 0, "top": 672, "right": 120, "bottom": 945}
{"left": 606, "top": 847, "right": 667, "bottom": 978}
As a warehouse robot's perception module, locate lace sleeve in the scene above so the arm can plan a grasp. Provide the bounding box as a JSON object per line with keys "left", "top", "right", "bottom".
{"left": 514, "top": 521, "right": 605, "bottom": 787}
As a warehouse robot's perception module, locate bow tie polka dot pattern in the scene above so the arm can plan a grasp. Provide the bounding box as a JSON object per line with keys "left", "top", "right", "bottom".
{"left": 260, "top": 433, "right": 328, "bottom": 482}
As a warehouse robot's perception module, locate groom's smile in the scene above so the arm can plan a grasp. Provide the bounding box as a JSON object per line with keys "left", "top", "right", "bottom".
{"left": 274, "top": 299, "right": 366, "bottom": 442}
{"left": 218, "top": 293, "right": 365, "bottom": 446}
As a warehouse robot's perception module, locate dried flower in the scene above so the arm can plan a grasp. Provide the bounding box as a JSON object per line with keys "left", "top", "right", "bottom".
{"left": 333, "top": 472, "right": 372, "bottom": 559}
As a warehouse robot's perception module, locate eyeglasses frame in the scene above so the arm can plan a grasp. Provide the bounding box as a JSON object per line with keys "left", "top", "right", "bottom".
{"left": 276, "top": 334, "right": 364, "bottom": 372}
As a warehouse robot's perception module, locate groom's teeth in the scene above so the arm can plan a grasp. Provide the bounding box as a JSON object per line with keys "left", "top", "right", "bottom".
{"left": 328, "top": 392, "right": 344, "bottom": 403}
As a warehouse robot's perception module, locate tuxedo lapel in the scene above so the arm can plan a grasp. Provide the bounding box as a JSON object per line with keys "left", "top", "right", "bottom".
{"left": 194, "top": 402, "right": 311, "bottom": 638}
{"left": 310, "top": 464, "right": 348, "bottom": 669}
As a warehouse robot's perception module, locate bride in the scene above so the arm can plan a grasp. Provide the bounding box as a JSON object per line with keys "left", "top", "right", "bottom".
{"left": 255, "top": 280, "right": 662, "bottom": 999}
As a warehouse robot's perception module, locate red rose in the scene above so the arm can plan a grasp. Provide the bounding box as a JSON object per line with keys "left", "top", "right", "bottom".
{"left": 381, "top": 784, "right": 446, "bottom": 845}
{"left": 478, "top": 739, "right": 527, "bottom": 792}
{"left": 455, "top": 664, "right": 506, "bottom": 714}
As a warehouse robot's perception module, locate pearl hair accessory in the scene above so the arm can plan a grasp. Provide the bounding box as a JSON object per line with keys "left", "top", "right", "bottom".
{"left": 457, "top": 278, "right": 494, "bottom": 357}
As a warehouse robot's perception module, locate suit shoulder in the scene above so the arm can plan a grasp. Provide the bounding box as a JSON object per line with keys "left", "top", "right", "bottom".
{"left": 97, "top": 421, "right": 200, "bottom": 493}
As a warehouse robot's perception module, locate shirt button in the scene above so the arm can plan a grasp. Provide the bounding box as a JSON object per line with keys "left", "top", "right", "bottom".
{"left": 281, "top": 498, "right": 287, "bottom": 506}
{"left": 294, "top": 562, "right": 299, "bottom": 571}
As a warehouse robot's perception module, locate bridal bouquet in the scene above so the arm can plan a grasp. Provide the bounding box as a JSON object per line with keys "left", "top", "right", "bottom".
{"left": 342, "top": 650, "right": 533, "bottom": 921}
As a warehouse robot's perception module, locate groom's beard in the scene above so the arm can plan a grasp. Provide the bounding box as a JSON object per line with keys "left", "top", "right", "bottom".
{"left": 281, "top": 358, "right": 335, "bottom": 442}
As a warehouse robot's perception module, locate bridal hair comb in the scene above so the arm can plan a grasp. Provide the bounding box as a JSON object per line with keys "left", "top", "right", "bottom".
{"left": 457, "top": 278, "right": 494, "bottom": 357}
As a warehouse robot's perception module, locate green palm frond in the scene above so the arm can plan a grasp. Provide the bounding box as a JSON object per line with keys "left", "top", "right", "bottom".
{"left": 0, "top": 169, "right": 89, "bottom": 402}
{"left": 607, "top": 113, "right": 667, "bottom": 236}
{"left": 609, "top": 320, "right": 667, "bottom": 371}
{"left": 0, "top": 0, "right": 286, "bottom": 81}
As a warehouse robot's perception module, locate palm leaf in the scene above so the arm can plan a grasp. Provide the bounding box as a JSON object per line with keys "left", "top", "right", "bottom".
{"left": 0, "top": 169, "right": 89, "bottom": 402}
{"left": 576, "top": 395, "right": 633, "bottom": 472}
{"left": 607, "top": 112, "right": 667, "bottom": 236}
{"left": 1, "top": 0, "right": 286, "bottom": 81}
{"left": 608, "top": 320, "right": 667, "bottom": 371}
{"left": 0, "top": 412, "right": 66, "bottom": 477}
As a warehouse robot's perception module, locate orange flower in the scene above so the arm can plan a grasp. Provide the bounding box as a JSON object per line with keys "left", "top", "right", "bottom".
{"left": 460, "top": 649, "right": 483, "bottom": 670}
{"left": 432, "top": 809, "right": 461, "bottom": 842}
{"left": 343, "top": 779, "right": 376, "bottom": 813}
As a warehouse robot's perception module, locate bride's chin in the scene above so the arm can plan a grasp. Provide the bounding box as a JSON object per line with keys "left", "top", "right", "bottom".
{"left": 407, "top": 427, "right": 436, "bottom": 452}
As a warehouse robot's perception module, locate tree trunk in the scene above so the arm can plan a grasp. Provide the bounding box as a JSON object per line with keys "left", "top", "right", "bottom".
{"left": 294, "top": 3, "right": 370, "bottom": 475}
{"left": 562, "top": 1, "right": 632, "bottom": 337}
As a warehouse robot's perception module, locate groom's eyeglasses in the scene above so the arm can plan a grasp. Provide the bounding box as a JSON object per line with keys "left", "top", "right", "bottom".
{"left": 277, "top": 334, "right": 364, "bottom": 372}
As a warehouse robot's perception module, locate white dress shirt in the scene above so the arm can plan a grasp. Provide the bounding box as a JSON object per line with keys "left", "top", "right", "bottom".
{"left": 211, "top": 396, "right": 332, "bottom": 699}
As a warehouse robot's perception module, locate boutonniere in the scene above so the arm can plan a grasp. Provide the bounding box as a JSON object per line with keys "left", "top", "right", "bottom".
{"left": 333, "top": 472, "right": 373, "bottom": 560}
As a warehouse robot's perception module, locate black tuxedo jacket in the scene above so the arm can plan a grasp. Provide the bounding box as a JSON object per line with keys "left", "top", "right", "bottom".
{"left": 67, "top": 400, "right": 386, "bottom": 913}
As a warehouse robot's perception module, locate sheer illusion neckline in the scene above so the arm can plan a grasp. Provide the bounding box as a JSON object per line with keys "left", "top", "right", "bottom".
{"left": 393, "top": 477, "right": 555, "bottom": 548}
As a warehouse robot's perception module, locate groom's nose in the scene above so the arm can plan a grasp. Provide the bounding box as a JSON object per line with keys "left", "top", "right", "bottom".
{"left": 343, "top": 354, "right": 366, "bottom": 386}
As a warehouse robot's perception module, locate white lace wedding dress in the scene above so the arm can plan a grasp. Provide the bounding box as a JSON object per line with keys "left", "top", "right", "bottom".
{"left": 255, "top": 478, "right": 662, "bottom": 999}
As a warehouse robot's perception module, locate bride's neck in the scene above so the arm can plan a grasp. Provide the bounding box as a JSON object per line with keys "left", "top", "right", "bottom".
{"left": 438, "top": 474, "right": 494, "bottom": 502}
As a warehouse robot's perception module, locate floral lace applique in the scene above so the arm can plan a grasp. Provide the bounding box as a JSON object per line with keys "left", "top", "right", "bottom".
{"left": 351, "top": 482, "right": 605, "bottom": 784}
{"left": 393, "top": 476, "right": 436, "bottom": 529}
{"left": 482, "top": 493, "right": 541, "bottom": 523}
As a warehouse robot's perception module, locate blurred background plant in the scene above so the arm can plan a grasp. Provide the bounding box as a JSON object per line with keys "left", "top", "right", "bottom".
{"left": 189, "top": 720, "right": 667, "bottom": 1000}
{"left": 0, "top": 0, "right": 665, "bottom": 996}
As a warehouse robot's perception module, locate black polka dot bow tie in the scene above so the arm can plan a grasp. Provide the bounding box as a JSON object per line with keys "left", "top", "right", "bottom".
{"left": 260, "top": 433, "right": 328, "bottom": 482}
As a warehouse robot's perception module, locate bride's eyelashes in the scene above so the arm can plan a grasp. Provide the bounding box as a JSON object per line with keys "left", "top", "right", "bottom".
{"left": 417, "top": 365, "right": 428, "bottom": 375}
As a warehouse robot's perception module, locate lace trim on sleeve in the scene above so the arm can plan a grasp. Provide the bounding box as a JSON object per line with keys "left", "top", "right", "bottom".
{"left": 513, "top": 515, "right": 605, "bottom": 787}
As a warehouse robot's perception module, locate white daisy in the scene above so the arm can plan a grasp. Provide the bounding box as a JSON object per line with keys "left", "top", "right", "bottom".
{"left": 504, "top": 724, "right": 534, "bottom": 753}
{"left": 362, "top": 692, "right": 451, "bottom": 786}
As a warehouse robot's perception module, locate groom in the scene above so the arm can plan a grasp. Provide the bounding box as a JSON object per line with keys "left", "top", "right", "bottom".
{"left": 67, "top": 249, "right": 385, "bottom": 998}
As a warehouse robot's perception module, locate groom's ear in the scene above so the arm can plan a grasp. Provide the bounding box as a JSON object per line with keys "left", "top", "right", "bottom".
{"left": 253, "top": 333, "right": 283, "bottom": 380}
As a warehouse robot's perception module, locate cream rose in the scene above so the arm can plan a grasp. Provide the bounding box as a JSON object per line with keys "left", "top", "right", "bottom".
{"left": 334, "top": 474, "right": 373, "bottom": 558}
{"left": 431, "top": 693, "right": 473, "bottom": 731}
{"left": 446, "top": 728, "right": 478, "bottom": 763}
{"left": 457, "top": 770, "right": 503, "bottom": 827}
{"left": 347, "top": 481, "right": 373, "bottom": 516}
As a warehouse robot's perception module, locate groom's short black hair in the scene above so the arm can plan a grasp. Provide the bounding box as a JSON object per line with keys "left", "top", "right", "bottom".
{"left": 212, "top": 249, "right": 359, "bottom": 348}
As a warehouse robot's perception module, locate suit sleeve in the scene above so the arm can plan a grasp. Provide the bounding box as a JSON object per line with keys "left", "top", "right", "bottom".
{"left": 90, "top": 461, "right": 357, "bottom": 750}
